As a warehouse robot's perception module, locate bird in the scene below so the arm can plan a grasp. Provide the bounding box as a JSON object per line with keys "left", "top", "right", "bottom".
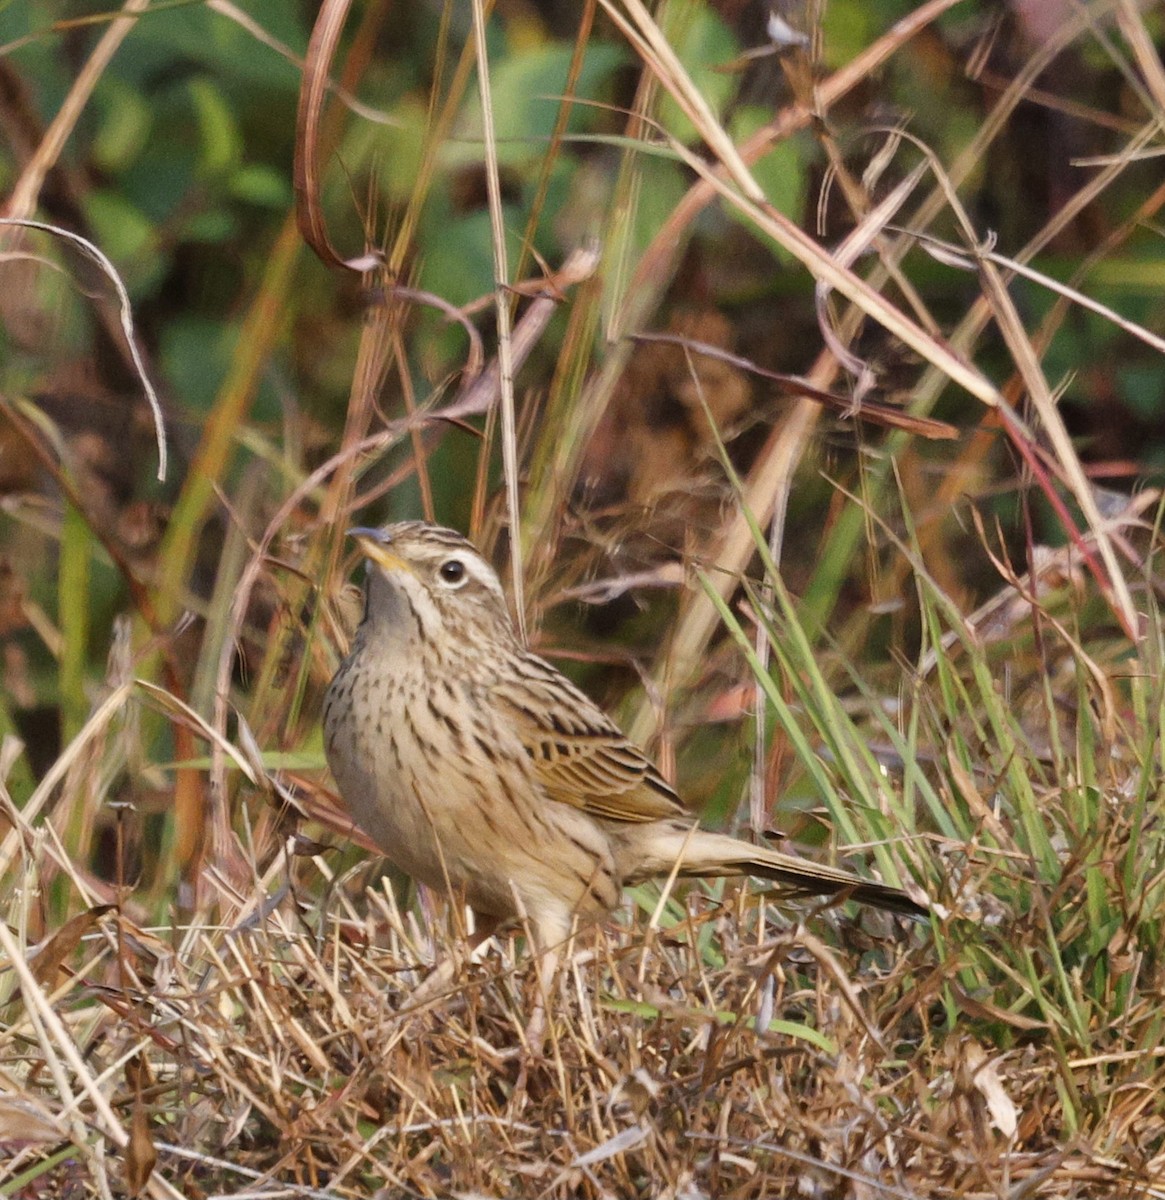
{"left": 323, "top": 521, "right": 925, "bottom": 984}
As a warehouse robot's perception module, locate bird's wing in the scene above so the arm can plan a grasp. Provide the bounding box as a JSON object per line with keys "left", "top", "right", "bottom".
{"left": 490, "top": 659, "right": 687, "bottom": 824}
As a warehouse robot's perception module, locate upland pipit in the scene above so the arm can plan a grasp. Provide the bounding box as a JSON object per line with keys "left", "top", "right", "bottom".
{"left": 324, "top": 522, "right": 924, "bottom": 985}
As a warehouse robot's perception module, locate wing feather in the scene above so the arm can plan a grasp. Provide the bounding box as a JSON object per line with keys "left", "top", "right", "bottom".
{"left": 490, "top": 661, "right": 686, "bottom": 824}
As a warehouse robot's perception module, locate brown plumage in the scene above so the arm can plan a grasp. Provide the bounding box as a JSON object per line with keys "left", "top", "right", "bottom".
{"left": 323, "top": 522, "right": 925, "bottom": 959}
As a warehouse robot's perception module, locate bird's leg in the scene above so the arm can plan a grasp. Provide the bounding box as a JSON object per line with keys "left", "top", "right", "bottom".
{"left": 509, "top": 938, "right": 562, "bottom": 1106}
{"left": 523, "top": 941, "right": 561, "bottom": 1055}
{"left": 523, "top": 903, "right": 578, "bottom": 1056}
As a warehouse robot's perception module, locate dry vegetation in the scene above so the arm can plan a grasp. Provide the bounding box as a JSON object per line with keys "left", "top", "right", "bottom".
{"left": 3, "top": 0, "right": 1165, "bottom": 1196}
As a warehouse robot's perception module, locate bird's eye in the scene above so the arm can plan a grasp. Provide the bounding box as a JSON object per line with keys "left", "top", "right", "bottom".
{"left": 438, "top": 558, "right": 467, "bottom": 586}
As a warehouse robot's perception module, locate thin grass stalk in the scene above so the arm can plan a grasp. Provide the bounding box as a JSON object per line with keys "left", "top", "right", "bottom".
{"left": 522, "top": 70, "right": 667, "bottom": 559}
{"left": 683, "top": 376, "right": 916, "bottom": 874}
{"left": 386, "top": 2, "right": 480, "bottom": 277}
{"left": 187, "top": 466, "right": 263, "bottom": 721}
{"left": 57, "top": 502, "right": 89, "bottom": 745}
{"left": 512, "top": 0, "right": 597, "bottom": 290}
{"left": 606, "top": 16, "right": 1004, "bottom": 407}
{"left": 695, "top": 571, "right": 899, "bottom": 877}
{"left": 754, "top": 577, "right": 924, "bottom": 883}
{"left": 813, "top": 14, "right": 1141, "bottom": 628}
{"left": 3, "top": 0, "right": 149, "bottom": 224}
{"left": 1124, "top": 588, "right": 1165, "bottom": 904}
{"left": 469, "top": 0, "right": 524, "bottom": 635}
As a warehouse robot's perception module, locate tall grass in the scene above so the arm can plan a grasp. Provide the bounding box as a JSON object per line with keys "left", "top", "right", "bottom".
{"left": 2, "top": 0, "right": 1164, "bottom": 1194}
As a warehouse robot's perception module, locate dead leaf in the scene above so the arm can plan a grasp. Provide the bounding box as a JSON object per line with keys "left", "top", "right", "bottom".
{"left": 29, "top": 905, "right": 115, "bottom": 989}
{"left": 0, "top": 1091, "right": 64, "bottom": 1145}
{"left": 124, "top": 1055, "right": 157, "bottom": 1197}
{"left": 966, "top": 1041, "right": 1019, "bottom": 1139}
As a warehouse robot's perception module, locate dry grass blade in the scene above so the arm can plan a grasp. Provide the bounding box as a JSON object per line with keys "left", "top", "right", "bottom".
{"left": 871, "top": 127, "right": 1141, "bottom": 638}
{"left": 0, "top": 219, "right": 166, "bottom": 480}
{"left": 632, "top": 332, "right": 959, "bottom": 439}
{"left": 0, "top": 681, "right": 132, "bottom": 881}
{"left": 915, "top": 230, "right": 1165, "bottom": 357}
{"left": 686, "top": 146, "right": 1004, "bottom": 409}
{"left": 2, "top": 0, "right": 149, "bottom": 222}
{"left": 0, "top": 921, "right": 127, "bottom": 1150}
{"left": 976, "top": 260, "right": 1138, "bottom": 637}
{"left": 293, "top": 0, "right": 381, "bottom": 272}
{"left": 449, "top": 243, "right": 600, "bottom": 421}
{"left": 470, "top": 0, "right": 525, "bottom": 634}
{"left": 1115, "top": 0, "right": 1165, "bottom": 117}
{"left": 603, "top": 0, "right": 1003, "bottom": 406}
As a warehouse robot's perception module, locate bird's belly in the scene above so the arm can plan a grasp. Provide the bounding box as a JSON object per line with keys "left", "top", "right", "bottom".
{"left": 324, "top": 665, "right": 460, "bottom": 891}
{"left": 324, "top": 661, "right": 619, "bottom": 928}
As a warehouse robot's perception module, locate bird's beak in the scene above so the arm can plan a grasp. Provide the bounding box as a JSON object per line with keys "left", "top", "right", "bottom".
{"left": 347, "top": 527, "right": 415, "bottom": 576}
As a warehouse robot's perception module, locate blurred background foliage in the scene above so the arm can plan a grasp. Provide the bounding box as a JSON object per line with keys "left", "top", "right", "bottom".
{"left": 0, "top": 0, "right": 1163, "bottom": 888}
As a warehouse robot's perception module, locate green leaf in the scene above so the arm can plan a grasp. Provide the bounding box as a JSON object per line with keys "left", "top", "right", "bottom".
{"left": 188, "top": 75, "right": 243, "bottom": 179}
{"left": 656, "top": 0, "right": 739, "bottom": 144}
{"left": 449, "top": 42, "right": 625, "bottom": 168}
{"left": 228, "top": 164, "right": 292, "bottom": 208}
{"left": 93, "top": 77, "right": 153, "bottom": 172}
{"left": 731, "top": 108, "right": 808, "bottom": 221}
{"left": 83, "top": 191, "right": 154, "bottom": 260}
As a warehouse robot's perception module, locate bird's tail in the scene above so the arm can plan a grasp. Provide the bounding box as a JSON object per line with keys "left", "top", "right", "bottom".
{"left": 620, "top": 825, "right": 927, "bottom": 918}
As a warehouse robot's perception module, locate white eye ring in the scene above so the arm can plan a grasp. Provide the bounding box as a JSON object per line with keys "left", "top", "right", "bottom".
{"left": 438, "top": 558, "right": 468, "bottom": 587}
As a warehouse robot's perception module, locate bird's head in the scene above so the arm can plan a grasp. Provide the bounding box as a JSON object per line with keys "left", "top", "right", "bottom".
{"left": 349, "top": 521, "right": 516, "bottom": 653}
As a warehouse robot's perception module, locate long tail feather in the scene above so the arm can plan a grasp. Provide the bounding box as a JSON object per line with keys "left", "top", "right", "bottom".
{"left": 621, "top": 826, "right": 927, "bottom": 918}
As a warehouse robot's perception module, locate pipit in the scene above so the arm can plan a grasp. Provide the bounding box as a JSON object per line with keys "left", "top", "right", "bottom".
{"left": 324, "top": 522, "right": 924, "bottom": 983}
